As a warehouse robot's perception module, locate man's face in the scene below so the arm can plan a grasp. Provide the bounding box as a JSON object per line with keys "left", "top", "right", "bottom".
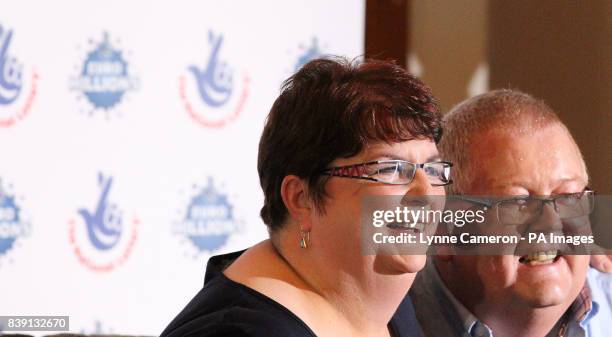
{"left": 450, "top": 123, "right": 589, "bottom": 308}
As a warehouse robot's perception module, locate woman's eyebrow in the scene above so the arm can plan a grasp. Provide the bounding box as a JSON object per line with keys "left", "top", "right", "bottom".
{"left": 367, "top": 153, "right": 442, "bottom": 162}
{"left": 367, "top": 153, "right": 405, "bottom": 161}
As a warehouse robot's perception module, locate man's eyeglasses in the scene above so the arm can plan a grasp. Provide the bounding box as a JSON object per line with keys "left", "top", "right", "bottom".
{"left": 461, "top": 190, "right": 595, "bottom": 226}
{"left": 320, "top": 160, "right": 453, "bottom": 186}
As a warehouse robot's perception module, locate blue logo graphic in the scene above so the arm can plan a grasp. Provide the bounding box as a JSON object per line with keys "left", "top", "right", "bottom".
{"left": 0, "top": 180, "right": 29, "bottom": 257}
{"left": 71, "top": 32, "right": 139, "bottom": 111}
{"left": 180, "top": 29, "right": 249, "bottom": 128}
{"left": 189, "top": 30, "right": 233, "bottom": 107}
{"left": 78, "top": 173, "right": 122, "bottom": 251}
{"left": 0, "top": 24, "right": 23, "bottom": 105}
{"left": 295, "top": 37, "right": 323, "bottom": 72}
{"left": 176, "top": 178, "right": 240, "bottom": 253}
{"left": 69, "top": 173, "right": 138, "bottom": 272}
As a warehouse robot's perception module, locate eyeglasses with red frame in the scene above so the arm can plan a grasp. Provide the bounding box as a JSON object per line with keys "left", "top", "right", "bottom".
{"left": 320, "top": 160, "right": 453, "bottom": 186}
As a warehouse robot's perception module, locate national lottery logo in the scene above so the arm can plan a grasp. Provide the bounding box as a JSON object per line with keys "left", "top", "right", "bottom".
{"left": 179, "top": 30, "right": 249, "bottom": 128}
{"left": 68, "top": 173, "right": 139, "bottom": 272}
{"left": 174, "top": 177, "right": 242, "bottom": 255}
{"left": 0, "top": 179, "right": 30, "bottom": 265}
{"left": 0, "top": 23, "right": 39, "bottom": 128}
{"left": 70, "top": 32, "right": 139, "bottom": 118}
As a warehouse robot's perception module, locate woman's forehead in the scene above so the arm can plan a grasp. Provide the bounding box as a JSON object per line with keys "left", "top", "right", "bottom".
{"left": 362, "top": 140, "right": 439, "bottom": 158}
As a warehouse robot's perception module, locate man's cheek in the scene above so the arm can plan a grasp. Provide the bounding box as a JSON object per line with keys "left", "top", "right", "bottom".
{"left": 477, "top": 256, "right": 518, "bottom": 289}
{"left": 564, "top": 255, "right": 590, "bottom": 274}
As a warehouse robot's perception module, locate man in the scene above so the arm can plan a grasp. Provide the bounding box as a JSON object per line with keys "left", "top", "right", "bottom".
{"left": 411, "top": 89, "right": 611, "bottom": 337}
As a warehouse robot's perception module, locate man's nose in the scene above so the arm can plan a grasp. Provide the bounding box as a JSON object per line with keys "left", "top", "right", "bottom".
{"left": 529, "top": 202, "right": 563, "bottom": 233}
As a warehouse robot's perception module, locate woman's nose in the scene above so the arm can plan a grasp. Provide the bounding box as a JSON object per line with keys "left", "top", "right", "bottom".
{"left": 407, "top": 169, "right": 435, "bottom": 196}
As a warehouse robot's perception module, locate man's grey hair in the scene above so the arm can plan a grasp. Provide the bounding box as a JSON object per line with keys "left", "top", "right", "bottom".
{"left": 439, "top": 89, "right": 586, "bottom": 194}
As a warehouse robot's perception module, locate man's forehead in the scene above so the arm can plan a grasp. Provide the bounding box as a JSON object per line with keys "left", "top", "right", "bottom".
{"left": 467, "top": 125, "right": 588, "bottom": 193}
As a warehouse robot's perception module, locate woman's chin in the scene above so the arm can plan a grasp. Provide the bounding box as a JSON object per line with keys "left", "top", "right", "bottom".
{"left": 374, "top": 254, "right": 427, "bottom": 275}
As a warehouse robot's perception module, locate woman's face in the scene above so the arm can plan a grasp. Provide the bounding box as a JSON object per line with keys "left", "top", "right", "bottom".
{"left": 307, "top": 139, "right": 445, "bottom": 278}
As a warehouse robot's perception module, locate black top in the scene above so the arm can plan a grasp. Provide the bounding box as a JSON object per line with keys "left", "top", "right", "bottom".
{"left": 160, "top": 250, "right": 421, "bottom": 337}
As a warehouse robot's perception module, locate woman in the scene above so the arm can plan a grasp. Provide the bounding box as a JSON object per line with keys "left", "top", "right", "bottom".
{"left": 161, "top": 57, "right": 451, "bottom": 337}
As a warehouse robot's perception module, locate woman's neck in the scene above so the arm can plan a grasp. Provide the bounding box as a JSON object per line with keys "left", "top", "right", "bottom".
{"left": 225, "top": 239, "right": 415, "bottom": 337}
{"left": 271, "top": 238, "right": 415, "bottom": 336}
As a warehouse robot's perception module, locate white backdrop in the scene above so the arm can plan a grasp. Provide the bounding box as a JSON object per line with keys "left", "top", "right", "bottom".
{"left": 0, "top": 1, "right": 364, "bottom": 335}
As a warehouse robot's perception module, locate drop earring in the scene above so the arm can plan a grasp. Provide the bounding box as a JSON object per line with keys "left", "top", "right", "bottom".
{"left": 299, "top": 229, "right": 310, "bottom": 249}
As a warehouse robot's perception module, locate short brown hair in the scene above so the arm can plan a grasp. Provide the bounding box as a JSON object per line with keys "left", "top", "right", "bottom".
{"left": 258, "top": 57, "right": 441, "bottom": 233}
{"left": 438, "top": 89, "right": 578, "bottom": 194}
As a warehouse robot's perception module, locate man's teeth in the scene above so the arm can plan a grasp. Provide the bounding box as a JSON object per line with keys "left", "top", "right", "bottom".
{"left": 386, "top": 222, "right": 424, "bottom": 232}
{"left": 519, "top": 250, "right": 559, "bottom": 265}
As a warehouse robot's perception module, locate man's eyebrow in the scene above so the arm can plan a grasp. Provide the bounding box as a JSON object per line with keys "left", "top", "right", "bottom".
{"left": 488, "top": 176, "right": 589, "bottom": 192}
{"left": 555, "top": 176, "right": 589, "bottom": 186}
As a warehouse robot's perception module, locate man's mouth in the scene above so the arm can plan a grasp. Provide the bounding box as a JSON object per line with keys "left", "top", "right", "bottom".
{"left": 519, "top": 250, "right": 561, "bottom": 265}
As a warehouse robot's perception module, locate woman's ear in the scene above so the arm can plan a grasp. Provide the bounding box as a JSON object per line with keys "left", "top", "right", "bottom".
{"left": 280, "top": 175, "right": 313, "bottom": 231}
